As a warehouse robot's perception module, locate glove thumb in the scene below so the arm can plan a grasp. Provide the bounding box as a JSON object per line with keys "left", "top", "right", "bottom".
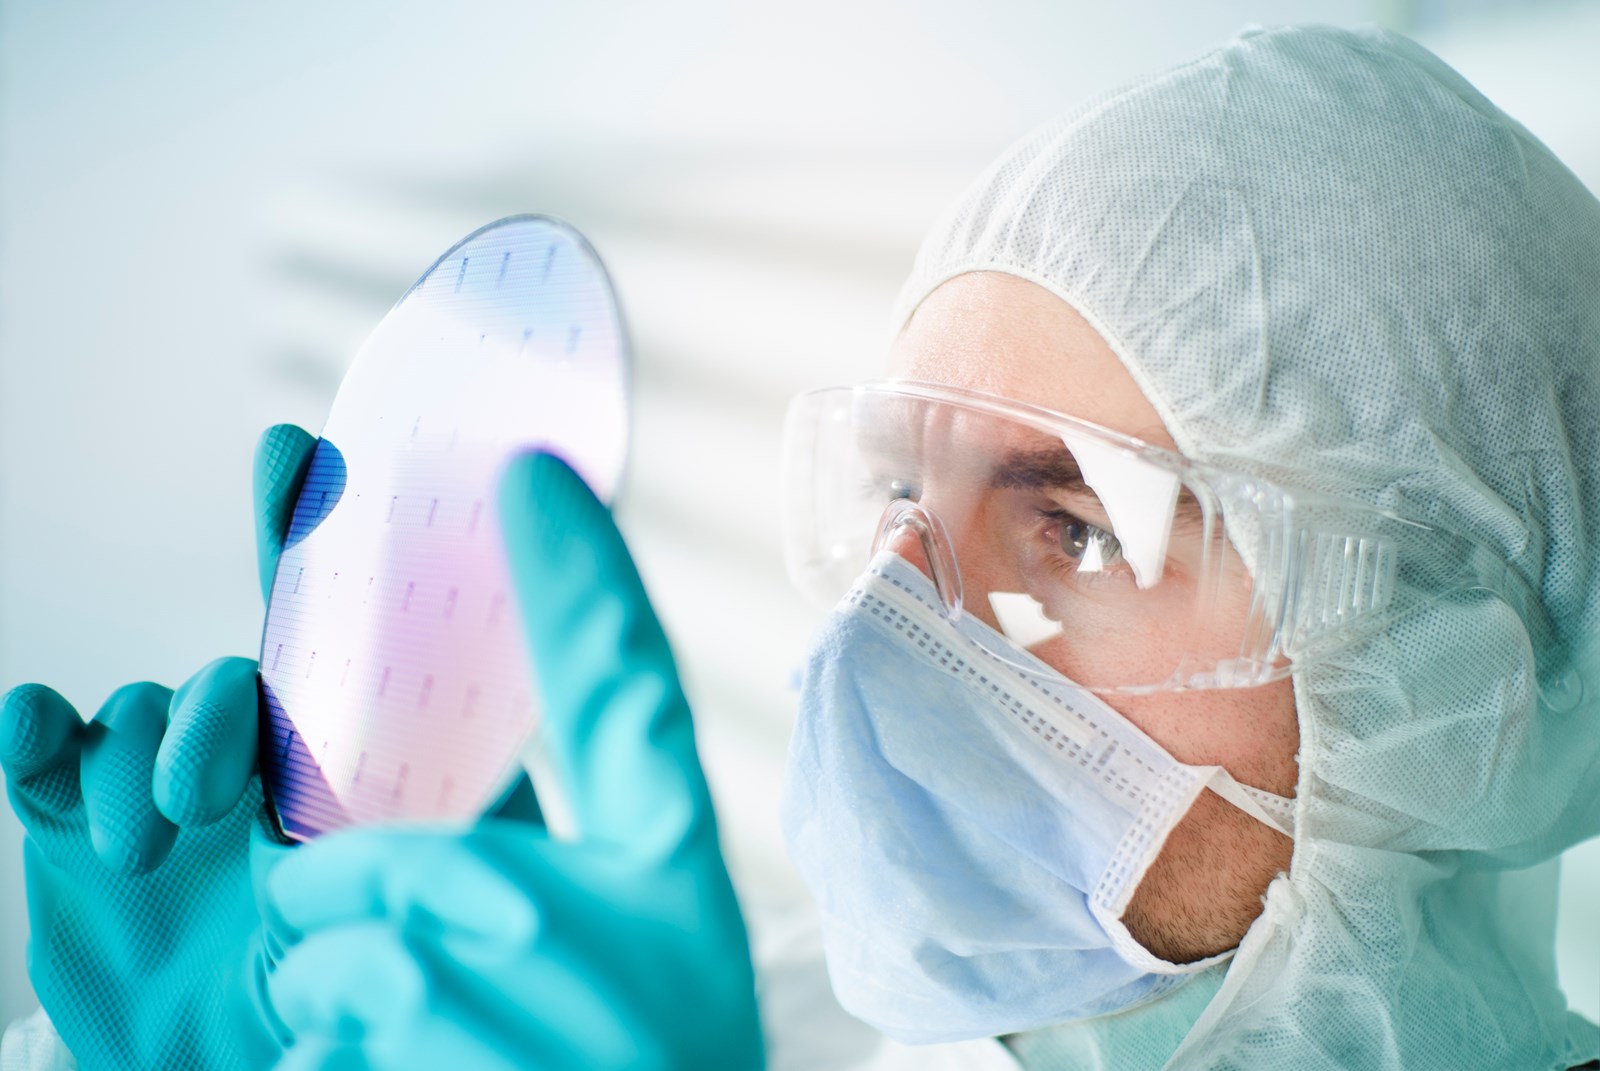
{"left": 253, "top": 424, "right": 318, "bottom": 603}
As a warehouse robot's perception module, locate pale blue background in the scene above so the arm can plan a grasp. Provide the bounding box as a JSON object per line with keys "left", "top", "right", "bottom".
{"left": 2, "top": 0, "right": 1596, "bottom": 1037}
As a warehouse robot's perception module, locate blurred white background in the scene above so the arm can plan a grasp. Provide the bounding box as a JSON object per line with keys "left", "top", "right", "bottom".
{"left": 2, "top": 0, "right": 1597, "bottom": 1052}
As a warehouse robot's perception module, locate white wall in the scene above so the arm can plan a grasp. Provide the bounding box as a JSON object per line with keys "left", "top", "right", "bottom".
{"left": 2, "top": 0, "right": 1596, "bottom": 1038}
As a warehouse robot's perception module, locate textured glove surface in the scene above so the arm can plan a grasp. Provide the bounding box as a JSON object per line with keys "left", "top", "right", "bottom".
{"left": 0, "top": 424, "right": 316, "bottom": 1070}
{"left": 263, "top": 451, "right": 764, "bottom": 1070}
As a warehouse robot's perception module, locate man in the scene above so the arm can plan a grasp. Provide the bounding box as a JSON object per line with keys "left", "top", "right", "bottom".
{"left": 4, "top": 24, "right": 1599, "bottom": 1070}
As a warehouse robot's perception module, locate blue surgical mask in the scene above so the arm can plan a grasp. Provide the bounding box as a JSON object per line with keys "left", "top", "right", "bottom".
{"left": 780, "top": 552, "right": 1295, "bottom": 1044}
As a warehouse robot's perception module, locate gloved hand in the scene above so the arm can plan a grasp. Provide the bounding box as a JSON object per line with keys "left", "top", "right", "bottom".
{"left": 261, "top": 451, "right": 765, "bottom": 1070}
{"left": 0, "top": 423, "right": 320, "bottom": 1070}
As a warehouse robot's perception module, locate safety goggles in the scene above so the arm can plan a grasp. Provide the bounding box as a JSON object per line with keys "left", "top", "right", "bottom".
{"left": 781, "top": 381, "right": 1544, "bottom": 694}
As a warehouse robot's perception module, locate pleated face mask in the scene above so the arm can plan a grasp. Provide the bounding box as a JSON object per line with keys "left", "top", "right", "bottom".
{"left": 780, "top": 551, "right": 1295, "bottom": 1044}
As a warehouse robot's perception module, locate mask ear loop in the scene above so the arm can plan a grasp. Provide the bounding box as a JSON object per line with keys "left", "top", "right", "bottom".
{"left": 873, "top": 499, "right": 964, "bottom": 622}
{"left": 1204, "top": 768, "right": 1297, "bottom": 839}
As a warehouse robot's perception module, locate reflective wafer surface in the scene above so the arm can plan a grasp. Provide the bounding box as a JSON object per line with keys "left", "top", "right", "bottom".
{"left": 258, "top": 216, "right": 629, "bottom": 840}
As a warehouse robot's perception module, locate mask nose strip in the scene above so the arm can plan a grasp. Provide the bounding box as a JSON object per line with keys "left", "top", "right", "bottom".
{"left": 873, "top": 499, "right": 964, "bottom": 620}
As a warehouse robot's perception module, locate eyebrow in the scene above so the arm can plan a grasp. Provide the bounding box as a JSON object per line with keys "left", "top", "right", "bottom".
{"left": 988, "top": 448, "right": 1088, "bottom": 491}
{"left": 988, "top": 446, "right": 1205, "bottom": 523}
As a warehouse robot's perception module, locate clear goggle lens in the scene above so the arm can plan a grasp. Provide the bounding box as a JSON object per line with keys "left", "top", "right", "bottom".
{"left": 781, "top": 382, "right": 1550, "bottom": 695}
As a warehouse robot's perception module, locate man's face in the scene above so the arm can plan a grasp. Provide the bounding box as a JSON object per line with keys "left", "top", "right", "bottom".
{"left": 885, "top": 271, "right": 1298, "bottom": 963}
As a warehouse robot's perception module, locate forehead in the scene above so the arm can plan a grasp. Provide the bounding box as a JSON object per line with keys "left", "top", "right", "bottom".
{"left": 885, "top": 271, "right": 1179, "bottom": 453}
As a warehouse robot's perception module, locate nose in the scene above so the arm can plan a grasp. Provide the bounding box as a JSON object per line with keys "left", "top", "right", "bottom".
{"left": 881, "top": 522, "right": 934, "bottom": 577}
{"left": 872, "top": 499, "right": 964, "bottom": 619}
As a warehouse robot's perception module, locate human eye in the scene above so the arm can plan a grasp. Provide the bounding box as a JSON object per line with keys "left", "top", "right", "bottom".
{"left": 1037, "top": 508, "right": 1127, "bottom": 578}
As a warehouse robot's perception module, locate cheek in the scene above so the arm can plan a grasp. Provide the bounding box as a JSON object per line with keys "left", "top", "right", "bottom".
{"left": 1023, "top": 594, "right": 1208, "bottom": 690}
{"left": 1109, "top": 679, "right": 1300, "bottom": 798}
{"left": 1094, "top": 538, "right": 1299, "bottom": 795}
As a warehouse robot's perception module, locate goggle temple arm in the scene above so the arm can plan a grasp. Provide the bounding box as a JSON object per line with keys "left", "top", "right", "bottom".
{"left": 872, "top": 499, "right": 965, "bottom": 622}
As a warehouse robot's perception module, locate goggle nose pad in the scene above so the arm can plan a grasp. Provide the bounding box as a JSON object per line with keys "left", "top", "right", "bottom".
{"left": 872, "top": 499, "right": 964, "bottom": 621}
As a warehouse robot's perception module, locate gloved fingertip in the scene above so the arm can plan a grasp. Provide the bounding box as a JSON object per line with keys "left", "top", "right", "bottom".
{"left": 255, "top": 425, "right": 318, "bottom": 498}
{"left": 83, "top": 681, "right": 179, "bottom": 873}
{"left": 88, "top": 812, "right": 177, "bottom": 874}
{"left": 155, "top": 657, "right": 260, "bottom": 826}
{"left": 151, "top": 768, "right": 227, "bottom": 828}
{"left": 499, "top": 449, "right": 610, "bottom": 548}
{"left": 255, "top": 424, "right": 318, "bottom": 601}
{"left": 151, "top": 773, "right": 195, "bottom": 827}
{"left": 0, "top": 684, "right": 80, "bottom": 778}
{"left": 497, "top": 447, "right": 707, "bottom": 859}
{"left": 497, "top": 449, "right": 646, "bottom": 647}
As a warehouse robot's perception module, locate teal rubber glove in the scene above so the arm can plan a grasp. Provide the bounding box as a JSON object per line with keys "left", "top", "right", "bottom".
{"left": 262, "top": 451, "right": 765, "bottom": 1070}
{"left": 0, "top": 423, "right": 319, "bottom": 1070}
